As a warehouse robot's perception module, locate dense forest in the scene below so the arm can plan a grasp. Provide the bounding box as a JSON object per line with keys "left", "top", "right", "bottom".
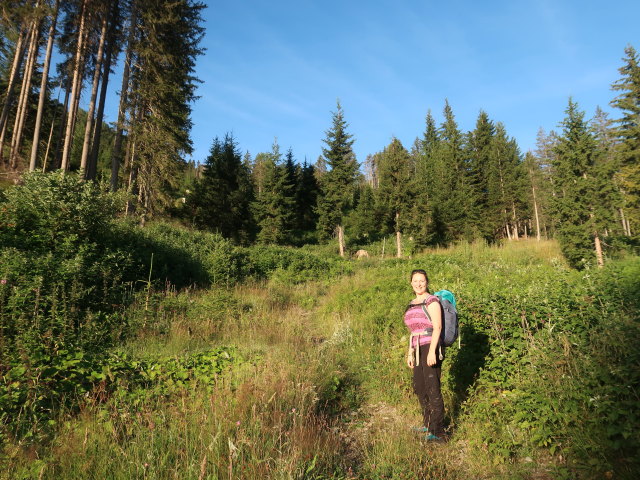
{"left": 1, "top": 1, "right": 639, "bottom": 267}
{"left": 1, "top": 2, "right": 640, "bottom": 479}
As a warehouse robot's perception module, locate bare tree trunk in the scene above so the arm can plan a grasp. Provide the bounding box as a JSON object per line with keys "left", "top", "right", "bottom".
{"left": 30, "top": 0, "right": 60, "bottom": 171}
{"left": 337, "top": 225, "right": 345, "bottom": 257}
{"left": 9, "top": 22, "right": 40, "bottom": 169}
{"left": 50, "top": 85, "right": 69, "bottom": 169}
{"left": 87, "top": 1, "right": 118, "bottom": 181}
{"left": 125, "top": 140, "right": 137, "bottom": 215}
{"left": 594, "top": 233, "right": 604, "bottom": 268}
{"left": 0, "top": 29, "right": 27, "bottom": 164}
{"left": 41, "top": 110, "right": 57, "bottom": 171}
{"left": 395, "top": 211, "right": 402, "bottom": 257}
{"left": 111, "top": 6, "right": 136, "bottom": 191}
{"left": 504, "top": 211, "right": 512, "bottom": 240}
{"left": 530, "top": 168, "right": 541, "bottom": 241}
{"left": 60, "top": 0, "right": 87, "bottom": 171}
{"left": 511, "top": 202, "right": 519, "bottom": 240}
{"left": 80, "top": 10, "right": 108, "bottom": 177}
{"left": 619, "top": 208, "right": 630, "bottom": 236}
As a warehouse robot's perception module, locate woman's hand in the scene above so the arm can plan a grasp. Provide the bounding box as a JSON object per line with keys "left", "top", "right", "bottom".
{"left": 407, "top": 348, "right": 415, "bottom": 369}
{"left": 426, "top": 350, "right": 437, "bottom": 367}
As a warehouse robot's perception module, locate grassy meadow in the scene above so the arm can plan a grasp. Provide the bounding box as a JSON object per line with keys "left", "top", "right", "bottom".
{"left": 2, "top": 232, "right": 638, "bottom": 479}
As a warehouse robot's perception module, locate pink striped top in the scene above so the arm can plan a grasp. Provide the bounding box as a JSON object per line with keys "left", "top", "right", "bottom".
{"left": 404, "top": 295, "right": 440, "bottom": 347}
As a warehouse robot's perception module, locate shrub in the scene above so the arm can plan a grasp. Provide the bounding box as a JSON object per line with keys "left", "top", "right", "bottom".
{"left": 241, "top": 244, "right": 353, "bottom": 284}
{"left": 116, "top": 220, "right": 244, "bottom": 288}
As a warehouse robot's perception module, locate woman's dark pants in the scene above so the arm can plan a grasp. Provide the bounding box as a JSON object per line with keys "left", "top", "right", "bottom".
{"left": 412, "top": 346, "right": 444, "bottom": 436}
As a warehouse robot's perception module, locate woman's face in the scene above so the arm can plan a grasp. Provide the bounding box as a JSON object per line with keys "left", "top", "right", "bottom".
{"left": 411, "top": 272, "right": 428, "bottom": 295}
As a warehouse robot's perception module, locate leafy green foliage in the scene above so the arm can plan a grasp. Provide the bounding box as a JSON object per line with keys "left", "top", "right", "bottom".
{"left": 316, "top": 242, "right": 639, "bottom": 478}
{"left": 0, "top": 346, "right": 240, "bottom": 441}
{"left": 240, "top": 244, "right": 353, "bottom": 284}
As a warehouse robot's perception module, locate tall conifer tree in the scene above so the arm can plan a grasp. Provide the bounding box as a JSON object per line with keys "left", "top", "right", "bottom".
{"left": 429, "top": 100, "right": 473, "bottom": 244}
{"left": 375, "top": 137, "right": 414, "bottom": 257}
{"left": 552, "top": 99, "right": 603, "bottom": 268}
{"left": 126, "top": 0, "right": 205, "bottom": 215}
{"left": 253, "top": 140, "right": 294, "bottom": 245}
{"left": 610, "top": 45, "right": 640, "bottom": 234}
{"left": 411, "top": 110, "right": 439, "bottom": 247}
{"left": 592, "top": 107, "right": 625, "bottom": 236}
{"left": 467, "top": 111, "right": 496, "bottom": 240}
{"left": 191, "top": 134, "right": 254, "bottom": 244}
{"left": 294, "top": 160, "right": 319, "bottom": 240}
{"left": 487, "top": 123, "right": 526, "bottom": 241}
{"left": 316, "top": 101, "right": 358, "bottom": 256}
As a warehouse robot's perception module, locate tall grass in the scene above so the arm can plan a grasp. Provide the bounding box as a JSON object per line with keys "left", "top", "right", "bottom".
{"left": 2, "top": 239, "right": 638, "bottom": 479}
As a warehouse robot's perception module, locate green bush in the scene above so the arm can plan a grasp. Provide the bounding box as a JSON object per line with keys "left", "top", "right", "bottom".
{"left": 0, "top": 346, "right": 241, "bottom": 441}
{"left": 241, "top": 244, "right": 353, "bottom": 284}
{"left": 0, "top": 173, "right": 244, "bottom": 442}
{"left": 117, "top": 220, "right": 244, "bottom": 288}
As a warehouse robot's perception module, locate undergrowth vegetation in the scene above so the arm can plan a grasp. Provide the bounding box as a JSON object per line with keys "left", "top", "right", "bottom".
{"left": 0, "top": 172, "right": 350, "bottom": 446}
{"left": 1, "top": 173, "right": 638, "bottom": 479}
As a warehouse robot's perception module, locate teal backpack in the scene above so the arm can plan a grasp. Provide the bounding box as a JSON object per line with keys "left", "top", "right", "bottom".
{"left": 422, "top": 290, "right": 459, "bottom": 347}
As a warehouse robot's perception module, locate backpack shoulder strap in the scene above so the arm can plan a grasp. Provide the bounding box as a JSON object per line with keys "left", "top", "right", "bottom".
{"left": 420, "top": 295, "right": 439, "bottom": 321}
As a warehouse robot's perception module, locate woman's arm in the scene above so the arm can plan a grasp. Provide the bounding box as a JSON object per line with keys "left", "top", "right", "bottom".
{"left": 426, "top": 301, "right": 442, "bottom": 366}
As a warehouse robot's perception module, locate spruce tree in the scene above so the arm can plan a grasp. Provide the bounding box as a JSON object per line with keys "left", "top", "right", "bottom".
{"left": 191, "top": 133, "right": 254, "bottom": 244}
{"left": 375, "top": 137, "right": 413, "bottom": 257}
{"left": 253, "top": 140, "right": 294, "bottom": 245}
{"left": 487, "top": 123, "right": 526, "bottom": 241}
{"left": 534, "top": 128, "right": 559, "bottom": 238}
{"left": 552, "top": 99, "right": 602, "bottom": 268}
{"left": 411, "top": 110, "right": 439, "bottom": 247}
{"left": 125, "top": 0, "right": 205, "bottom": 216}
{"left": 467, "top": 111, "right": 496, "bottom": 240}
{"left": 294, "top": 160, "right": 319, "bottom": 240}
{"left": 610, "top": 45, "right": 640, "bottom": 234}
{"left": 316, "top": 101, "right": 358, "bottom": 256}
{"left": 347, "top": 182, "right": 378, "bottom": 243}
{"left": 592, "top": 107, "right": 625, "bottom": 237}
{"left": 429, "top": 100, "right": 473, "bottom": 244}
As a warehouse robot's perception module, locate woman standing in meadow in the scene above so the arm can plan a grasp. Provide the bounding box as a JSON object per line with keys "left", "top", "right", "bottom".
{"left": 404, "top": 269, "right": 446, "bottom": 442}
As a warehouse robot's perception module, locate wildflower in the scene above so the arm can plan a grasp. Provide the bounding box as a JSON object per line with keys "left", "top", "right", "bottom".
{"left": 235, "top": 421, "right": 241, "bottom": 426}
{"left": 291, "top": 408, "right": 296, "bottom": 413}
{"left": 0, "top": 279, "right": 6, "bottom": 284}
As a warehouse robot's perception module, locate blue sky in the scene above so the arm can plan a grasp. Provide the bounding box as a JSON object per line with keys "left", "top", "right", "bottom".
{"left": 132, "top": 1, "right": 640, "bottom": 165}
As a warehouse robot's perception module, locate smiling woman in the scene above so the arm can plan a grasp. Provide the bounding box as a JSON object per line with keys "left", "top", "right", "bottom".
{"left": 404, "top": 268, "right": 446, "bottom": 442}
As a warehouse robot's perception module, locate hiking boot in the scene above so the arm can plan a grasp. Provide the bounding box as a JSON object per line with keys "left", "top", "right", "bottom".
{"left": 425, "top": 433, "right": 448, "bottom": 443}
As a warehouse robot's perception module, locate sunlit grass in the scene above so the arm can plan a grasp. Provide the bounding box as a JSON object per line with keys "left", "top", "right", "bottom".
{"left": 3, "top": 239, "right": 637, "bottom": 479}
